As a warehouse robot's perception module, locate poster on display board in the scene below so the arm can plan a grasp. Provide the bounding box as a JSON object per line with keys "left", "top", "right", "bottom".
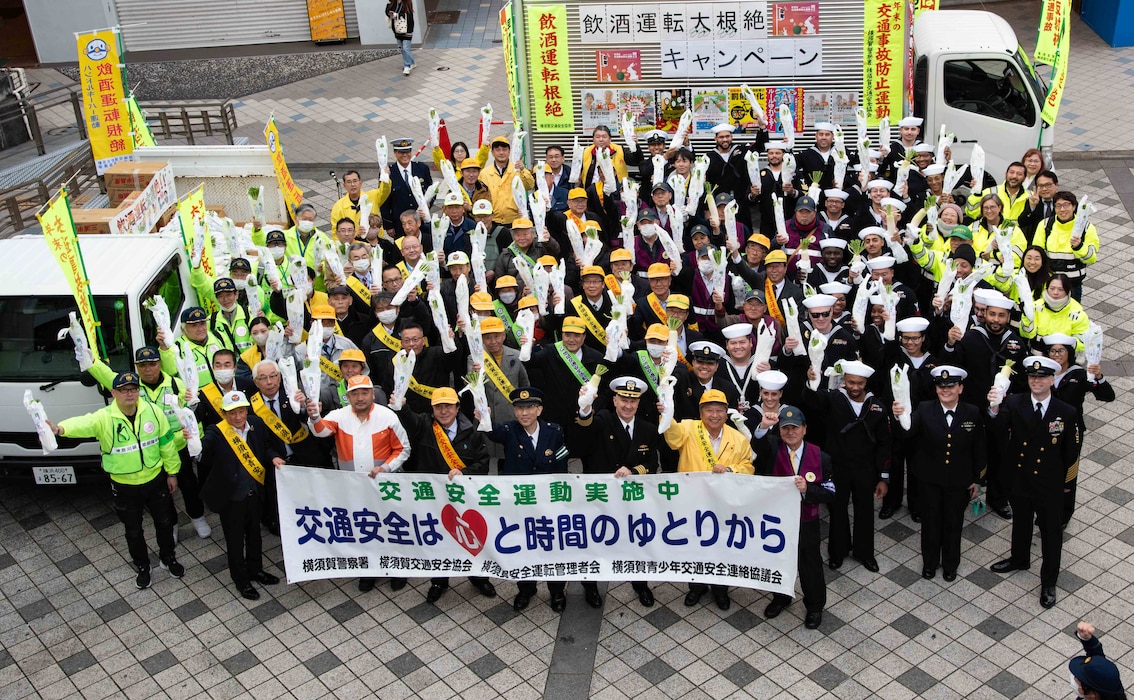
{"left": 581, "top": 89, "right": 620, "bottom": 131}
{"left": 805, "top": 91, "right": 860, "bottom": 129}
{"left": 772, "top": 2, "right": 820, "bottom": 35}
{"left": 618, "top": 89, "right": 656, "bottom": 135}
{"left": 728, "top": 86, "right": 770, "bottom": 133}
{"left": 655, "top": 89, "right": 692, "bottom": 132}
{"left": 765, "top": 86, "right": 805, "bottom": 134}
{"left": 693, "top": 88, "right": 730, "bottom": 134}
{"left": 595, "top": 50, "right": 642, "bottom": 82}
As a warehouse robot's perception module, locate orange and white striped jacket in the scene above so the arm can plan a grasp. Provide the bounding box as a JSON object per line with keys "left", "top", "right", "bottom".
{"left": 310, "top": 404, "right": 410, "bottom": 473}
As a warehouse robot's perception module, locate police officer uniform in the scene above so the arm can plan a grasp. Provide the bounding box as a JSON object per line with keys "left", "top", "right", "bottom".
{"left": 484, "top": 388, "right": 571, "bottom": 612}
{"left": 381, "top": 138, "right": 434, "bottom": 239}
{"left": 161, "top": 306, "right": 228, "bottom": 391}
{"left": 897, "top": 366, "right": 986, "bottom": 581}
{"left": 989, "top": 356, "right": 1081, "bottom": 609}
{"left": 209, "top": 277, "right": 254, "bottom": 353}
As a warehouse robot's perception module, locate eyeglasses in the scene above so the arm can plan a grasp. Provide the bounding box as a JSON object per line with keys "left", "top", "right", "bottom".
{"left": 1054, "top": 202, "right": 1075, "bottom": 210}
{"left": 116, "top": 387, "right": 140, "bottom": 394}
{"left": 1048, "top": 348, "right": 1069, "bottom": 355}
{"left": 899, "top": 335, "right": 923, "bottom": 343}
{"left": 809, "top": 311, "right": 831, "bottom": 318}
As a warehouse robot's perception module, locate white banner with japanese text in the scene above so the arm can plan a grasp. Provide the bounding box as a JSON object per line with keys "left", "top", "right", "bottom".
{"left": 109, "top": 164, "right": 177, "bottom": 235}
{"left": 277, "top": 467, "right": 801, "bottom": 596}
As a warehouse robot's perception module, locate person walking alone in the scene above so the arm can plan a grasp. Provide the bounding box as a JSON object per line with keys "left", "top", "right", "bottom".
{"left": 387, "top": 0, "right": 415, "bottom": 75}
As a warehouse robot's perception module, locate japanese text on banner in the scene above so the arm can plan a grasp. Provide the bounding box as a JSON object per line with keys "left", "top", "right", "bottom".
{"left": 178, "top": 185, "right": 219, "bottom": 308}
{"left": 1041, "top": 11, "right": 1070, "bottom": 126}
{"left": 109, "top": 164, "right": 177, "bottom": 235}
{"left": 500, "top": 3, "right": 523, "bottom": 122}
{"left": 526, "top": 4, "right": 575, "bottom": 132}
{"left": 913, "top": 0, "right": 938, "bottom": 19}
{"left": 276, "top": 468, "right": 802, "bottom": 595}
{"left": 76, "top": 29, "right": 133, "bottom": 174}
{"left": 37, "top": 190, "right": 105, "bottom": 358}
{"left": 264, "top": 116, "right": 304, "bottom": 218}
{"left": 862, "top": 0, "right": 905, "bottom": 126}
{"left": 1035, "top": 0, "right": 1069, "bottom": 66}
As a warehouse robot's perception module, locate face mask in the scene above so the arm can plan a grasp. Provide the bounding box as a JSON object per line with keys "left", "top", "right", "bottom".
{"left": 647, "top": 344, "right": 665, "bottom": 359}
{"left": 639, "top": 224, "right": 656, "bottom": 238}
{"left": 252, "top": 332, "right": 268, "bottom": 346}
{"left": 214, "top": 369, "right": 235, "bottom": 384}
{"left": 1044, "top": 289, "right": 1070, "bottom": 311}
{"left": 499, "top": 291, "right": 517, "bottom": 304}
{"left": 698, "top": 259, "right": 715, "bottom": 276}
{"left": 219, "top": 301, "right": 237, "bottom": 313}
{"left": 297, "top": 220, "right": 315, "bottom": 234}
{"left": 377, "top": 309, "right": 398, "bottom": 324}
{"left": 233, "top": 279, "right": 247, "bottom": 290}
{"left": 353, "top": 258, "right": 370, "bottom": 273}
{"left": 269, "top": 246, "right": 286, "bottom": 261}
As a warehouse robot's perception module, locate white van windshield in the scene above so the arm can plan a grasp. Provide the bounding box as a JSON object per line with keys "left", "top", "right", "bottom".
{"left": 0, "top": 296, "right": 132, "bottom": 382}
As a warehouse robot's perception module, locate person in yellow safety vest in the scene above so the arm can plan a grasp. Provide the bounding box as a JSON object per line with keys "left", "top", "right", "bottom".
{"left": 237, "top": 316, "right": 272, "bottom": 385}
{"left": 159, "top": 306, "right": 228, "bottom": 392}
{"left": 48, "top": 371, "right": 184, "bottom": 590}
{"left": 330, "top": 169, "right": 392, "bottom": 231}
{"left": 228, "top": 258, "right": 257, "bottom": 309}
{"left": 965, "top": 162, "right": 1028, "bottom": 222}
{"left": 477, "top": 136, "right": 535, "bottom": 227}
{"left": 1021, "top": 274, "right": 1090, "bottom": 351}
{"left": 89, "top": 346, "right": 212, "bottom": 540}
{"left": 206, "top": 278, "right": 254, "bottom": 353}
{"left": 251, "top": 203, "right": 333, "bottom": 292}
{"left": 1032, "top": 191, "right": 1100, "bottom": 301}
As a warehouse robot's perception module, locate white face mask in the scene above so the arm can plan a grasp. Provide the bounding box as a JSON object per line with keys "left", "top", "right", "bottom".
{"left": 647, "top": 344, "right": 665, "bottom": 359}
{"left": 220, "top": 301, "right": 237, "bottom": 313}
{"left": 499, "top": 291, "right": 517, "bottom": 304}
{"left": 214, "top": 369, "right": 235, "bottom": 384}
{"left": 639, "top": 224, "right": 656, "bottom": 238}
{"left": 269, "top": 246, "right": 286, "bottom": 261}
{"left": 252, "top": 332, "right": 268, "bottom": 346}
{"left": 698, "top": 259, "right": 715, "bottom": 276}
{"left": 353, "top": 258, "right": 370, "bottom": 273}
{"left": 377, "top": 309, "right": 398, "bottom": 324}
{"left": 297, "top": 220, "right": 315, "bottom": 234}
{"left": 233, "top": 278, "right": 248, "bottom": 290}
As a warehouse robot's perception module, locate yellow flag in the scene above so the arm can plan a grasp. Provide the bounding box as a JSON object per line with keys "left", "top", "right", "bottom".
{"left": 1040, "top": 13, "right": 1070, "bottom": 126}
{"left": 525, "top": 4, "right": 574, "bottom": 132}
{"left": 178, "top": 185, "right": 219, "bottom": 310}
{"left": 1035, "top": 0, "right": 1070, "bottom": 66}
{"left": 862, "top": 0, "right": 906, "bottom": 127}
{"left": 264, "top": 116, "right": 303, "bottom": 218}
{"left": 76, "top": 29, "right": 133, "bottom": 173}
{"left": 126, "top": 95, "right": 156, "bottom": 148}
{"left": 37, "top": 189, "right": 104, "bottom": 358}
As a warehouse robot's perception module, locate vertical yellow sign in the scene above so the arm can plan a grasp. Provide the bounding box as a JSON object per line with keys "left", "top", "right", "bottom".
{"left": 1041, "top": 13, "right": 1070, "bottom": 125}
{"left": 125, "top": 95, "right": 156, "bottom": 148}
{"left": 178, "top": 185, "right": 219, "bottom": 311}
{"left": 37, "top": 189, "right": 105, "bottom": 358}
{"left": 526, "top": 4, "right": 574, "bottom": 132}
{"left": 862, "top": 0, "right": 905, "bottom": 127}
{"left": 500, "top": 3, "right": 522, "bottom": 123}
{"left": 1035, "top": 0, "right": 1070, "bottom": 66}
{"left": 76, "top": 29, "right": 133, "bottom": 174}
{"left": 913, "top": 0, "right": 938, "bottom": 19}
{"left": 264, "top": 116, "right": 304, "bottom": 219}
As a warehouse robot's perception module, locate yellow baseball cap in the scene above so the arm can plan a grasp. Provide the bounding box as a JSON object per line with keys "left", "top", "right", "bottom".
{"left": 581, "top": 265, "right": 605, "bottom": 278}
{"left": 480, "top": 317, "right": 505, "bottom": 333}
{"left": 610, "top": 248, "right": 633, "bottom": 263}
{"left": 517, "top": 295, "right": 538, "bottom": 310}
{"left": 647, "top": 262, "right": 671, "bottom": 279}
{"left": 645, "top": 323, "right": 668, "bottom": 342}
{"left": 470, "top": 291, "right": 494, "bottom": 310}
{"left": 568, "top": 187, "right": 588, "bottom": 200}
{"left": 562, "top": 316, "right": 586, "bottom": 334}
{"left": 338, "top": 349, "right": 366, "bottom": 365}
{"left": 430, "top": 387, "right": 460, "bottom": 405}
{"left": 460, "top": 157, "right": 481, "bottom": 170}
{"left": 511, "top": 217, "right": 534, "bottom": 229}
{"left": 700, "top": 389, "right": 728, "bottom": 406}
{"left": 537, "top": 254, "right": 557, "bottom": 266}
{"left": 495, "top": 275, "right": 519, "bottom": 289}
{"left": 666, "top": 294, "right": 690, "bottom": 310}
{"left": 746, "top": 233, "right": 771, "bottom": 249}
{"left": 764, "top": 250, "right": 788, "bottom": 265}
{"left": 311, "top": 304, "right": 336, "bottom": 320}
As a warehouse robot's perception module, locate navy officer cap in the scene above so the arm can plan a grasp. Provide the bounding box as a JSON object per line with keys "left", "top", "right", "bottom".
{"left": 181, "top": 306, "right": 208, "bottom": 323}
{"left": 134, "top": 346, "right": 161, "bottom": 363}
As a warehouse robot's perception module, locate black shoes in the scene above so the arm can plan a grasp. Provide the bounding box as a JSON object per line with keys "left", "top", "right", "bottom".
{"left": 472, "top": 580, "right": 497, "bottom": 598}
{"left": 991, "top": 559, "right": 1029, "bottom": 574}
{"left": 857, "top": 556, "right": 880, "bottom": 573}
{"left": 159, "top": 559, "right": 184, "bottom": 579}
{"left": 240, "top": 584, "right": 259, "bottom": 601}
{"left": 636, "top": 587, "right": 655, "bottom": 607}
{"left": 252, "top": 571, "right": 279, "bottom": 585}
{"left": 827, "top": 557, "right": 843, "bottom": 570}
{"left": 909, "top": 511, "right": 922, "bottom": 524}
{"left": 358, "top": 578, "right": 376, "bottom": 592}
{"left": 804, "top": 611, "right": 823, "bottom": 629}
{"left": 550, "top": 592, "right": 567, "bottom": 613}
{"left": 390, "top": 578, "right": 407, "bottom": 591}
{"left": 684, "top": 589, "right": 704, "bottom": 607}
{"left": 584, "top": 587, "right": 603, "bottom": 609}
{"left": 878, "top": 506, "right": 895, "bottom": 520}
{"left": 713, "top": 589, "right": 731, "bottom": 611}
{"left": 513, "top": 591, "right": 532, "bottom": 612}
{"left": 922, "top": 568, "right": 935, "bottom": 580}
{"left": 1040, "top": 587, "right": 1057, "bottom": 608}
{"left": 943, "top": 570, "right": 957, "bottom": 582}
{"left": 764, "top": 599, "right": 789, "bottom": 619}
{"left": 135, "top": 566, "right": 151, "bottom": 590}
{"left": 992, "top": 504, "right": 1013, "bottom": 520}
{"left": 426, "top": 584, "right": 447, "bottom": 603}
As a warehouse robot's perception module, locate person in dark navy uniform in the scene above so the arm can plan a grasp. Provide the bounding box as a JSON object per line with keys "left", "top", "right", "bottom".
{"left": 381, "top": 138, "right": 434, "bottom": 239}
{"left": 570, "top": 376, "right": 661, "bottom": 608}
{"left": 988, "top": 356, "right": 1081, "bottom": 609}
{"left": 892, "top": 365, "right": 985, "bottom": 582}
{"left": 482, "top": 387, "right": 571, "bottom": 612}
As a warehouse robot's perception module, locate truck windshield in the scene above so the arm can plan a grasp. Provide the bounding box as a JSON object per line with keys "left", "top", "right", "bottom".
{"left": 0, "top": 296, "right": 133, "bottom": 381}
{"left": 943, "top": 58, "right": 1036, "bottom": 126}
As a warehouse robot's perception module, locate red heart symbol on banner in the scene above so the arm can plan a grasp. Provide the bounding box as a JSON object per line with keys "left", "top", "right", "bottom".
{"left": 440, "top": 504, "right": 488, "bottom": 557}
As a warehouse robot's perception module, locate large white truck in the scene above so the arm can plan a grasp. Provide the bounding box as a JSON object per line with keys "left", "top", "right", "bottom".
{"left": 0, "top": 233, "right": 198, "bottom": 483}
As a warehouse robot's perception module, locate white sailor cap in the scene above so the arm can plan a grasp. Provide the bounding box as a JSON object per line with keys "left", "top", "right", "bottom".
{"left": 868, "top": 149, "right": 883, "bottom": 160}
{"left": 814, "top": 121, "right": 837, "bottom": 132}
{"left": 913, "top": 143, "right": 934, "bottom": 153}
{"left": 756, "top": 369, "right": 788, "bottom": 391}
{"left": 819, "top": 281, "right": 852, "bottom": 295}
{"left": 801, "top": 294, "right": 838, "bottom": 310}
{"left": 867, "top": 179, "right": 894, "bottom": 191}
{"left": 765, "top": 141, "right": 789, "bottom": 151}
{"left": 931, "top": 365, "right": 967, "bottom": 384}
{"left": 823, "top": 189, "right": 849, "bottom": 200}
{"left": 721, "top": 322, "right": 754, "bottom": 340}
{"left": 895, "top": 317, "right": 930, "bottom": 333}
{"left": 852, "top": 163, "right": 879, "bottom": 173}
{"left": 880, "top": 197, "right": 907, "bottom": 211}
{"left": 922, "top": 163, "right": 946, "bottom": 176}
{"left": 1042, "top": 333, "right": 1077, "bottom": 348}
{"left": 866, "top": 255, "right": 896, "bottom": 270}
{"left": 839, "top": 360, "right": 875, "bottom": 378}
{"left": 711, "top": 123, "right": 736, "bottom": 134}
{"left": 972, "top": 289, "right": 999, "bottom": 306}
{"left": 898, "top": 116, "right": 924, "bottom": 128}
{"left": 818, "top": 237, "right": 847, "bottom": 250}
{"left": 858, "top": 226, "right": 887, "bottom": 240}
{"left": 984, "top": 293, "right": 1015, "bottom": 310}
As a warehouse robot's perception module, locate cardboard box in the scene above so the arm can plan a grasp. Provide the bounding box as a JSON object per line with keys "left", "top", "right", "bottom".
{"left": 108, "top": 189, "right": 142, "bottom": 205}
{"left": 103, "top": 161, "right": 168, "bottom": 191}
{"left": 72, "top": 209, "right": 119, "bottom": 235}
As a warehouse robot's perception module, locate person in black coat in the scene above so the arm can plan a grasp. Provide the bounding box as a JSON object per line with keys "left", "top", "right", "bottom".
{"left": 199, "top": 390, "right": 287, "bottom": 601}
{"left": 481, "top": 388, "right": 572, "bottom": 613}
{"left": 393, "top": 387, "right": 496, "bottom": 603}
{"left": 674, "top": 342, "right": 740, "bottom": 418}
{"left": 988, "top": 356, "right": 1081, "bottom": 609}
{"left": 1068, "top": 621, "right": 1127, "bottom": 699}
{"left": 803, "top": 360, "right": 892, "bottom": 573}
{"left": 893, "top": 366, "right": 985, "bottom": 581}
{"left": 749, "top": 143, "right": 800, "bottom": 237}
{"left": 382, "top": 139, "right": 433, "bottom": 238}
{"left": 522, "top": 318, "right": 608, "bottom": 429}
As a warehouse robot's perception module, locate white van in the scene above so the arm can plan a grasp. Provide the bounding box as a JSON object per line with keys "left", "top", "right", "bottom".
{"left": 913, "top": 10, "right": 1055, "bottom": 177}
{"left": 0, "top": 233, "right": 197, "bottom": 483}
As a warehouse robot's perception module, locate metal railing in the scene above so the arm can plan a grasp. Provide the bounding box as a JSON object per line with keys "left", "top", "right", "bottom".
{"left": 138, "top": 100, "right": 239, "bottom": 145}
{"left": 0, "top": 83, "right": 87, "bottom": 157}
{"left": 0, "top": 145, "right": 103, "bottom": 238}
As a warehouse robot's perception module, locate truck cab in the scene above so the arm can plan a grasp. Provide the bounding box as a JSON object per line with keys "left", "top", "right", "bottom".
{"left": 0, "top": 234, "right": 197, "bottom": 482}
{"left": 914, "top": 10, "right": 1053, "bottom": 178}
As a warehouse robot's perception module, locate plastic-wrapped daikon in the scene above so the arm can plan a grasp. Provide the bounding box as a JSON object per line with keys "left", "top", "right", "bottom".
{"left": 24, "top": 390, "right": 56, "bottom": 454}
{"left": 299, "top": 362, "right": 321, "bottom": 414}
{"left": 686, "top": 156, "right": 708, "bottom": 218}
{"left": 245, "top": 283, "right": 262, "bottom": 319}
{"left": 969, "top": 144, "right": 986, "bottom": 194}
{"left": 852, "top": 279, "right": 875, "bottom": 334}
{"left": 990, "top": 360, "right": 1015, "bottom": 408}
{"left": 848, "top": 240, "right": 867, "bottom": 279}
{"left": 890, "top": 364, "right": 912, "bottom": 430}
{"left": 439, "top": 159, "right": 461, "bottom": 200}
{"left": 621, "top": 112, "right": 637, "bottom": 149}
{"left": 389, "top": 349, "right": 416, "bottom": 410}
{"left": 278, "top": 356, "right": 304, "bottom": 413}
{"left": 265, "top": 326, "right": 288, "bottom": 362}
{"left": 783, "top": 298, "right": 804, "bottom": 355}
{"left": 427, "top": 287, "right": 457, "bottom": 353}
{"left": 935, "top": 260, "right": 958, "bottom": 310}
{"left": 894, "top": 155, "right": 912, "bottom": 198}
{"left": 949, "top": 280, "right": 974, "bottom": 332}
{"left": 744, "top": 151, "right": 761, "bottom": 189}
{"left": 797, "top": 248, "right": 818, "bottom": 278}
{"left": 878, "top": 117, "right": 890, "bottom": 156}
{"left": 565, "top": 218, "right": 586, "bottom": 266}
{"left": 166, "top": 394, "right": 202, "bottom": 457}
{"left": 288, "top": 255, "right": 310, "bottom": 297}
{"left": 471, "top": 223, "right": 488, "bottom": 291}
{"left": 511, "top": 176, "right": 529, "bottom": 221}
{"left": 740, "top": 84, "right": 766, "bottom": 124}
{"left": 391, "top": 258, "right": 431, "bottom": 306}
{"left": 773, "top": 195, "right": 788, "bottom": 243}
{"left": 581, "top": 227, "right": 603, "bottom": 266}
{"left": 993, "top": 224, "right": 1015, "bottom": 278}
{"left": 465, "top": 313, "right": 484, "bottom": 366}
{"left": 1083, "top": 323, "right": 1104, "bottom": 381}
{"left": 248, "top": 186, "right": 265, "bottom": 222}
{"left": 651, "top": 154, "right": 667, "bottom": 185}
{"left": 662, "top": 316, "right": 682, "bottom": 377}
{"left": 511, "top": 252, "right": 537, "bottom": 297}
{"left": 317, "top": 237, "right": 345, "bottom": 285}
{"left": 478, "top": 104, "right": 492, "bottom": 148}
{"left": 428, "top": 214, "right": 446, "bottom": 259}
{"left": 657, "top": 373, "right": 678, "bottom": 433}
{"left": 753, "top": 320, "right": 776, "bottom": 367}
{"left": 190, "top": 215, "right": 206, "bottom": 268}
{"left": 55, "top": 311, "right": 94, "bottom": 372}
{"left": 723, "top": 198, "right": 739, "bottom": 244}
{"left": 516, "top": 309, "right": 538, "bottom": 361}
{"left": 462, "top": 370, "right": 492, "bottom": 432}
{"left": 534, "top": 159, "right": 550, "bottom": 205}
{"left": 1072, "top": 195, "right": 1097, "bottom": 242}
{"left": 596, "top": 147, "right": 617, "bottom": 193}
{"left": 658, "top": 211, "right": 684, "bottom": 276}
{"left": 667, "top": 172, "right": 687, "bottom": 211}
{"left": 305, "top": 320, "right": 323, "bottom": 370}
{"left": 529, "top": 192, "right": 546, "bottom": 242}
{"left": 855, "top": 107, "right": 868, "bottom": 151}
{"left": 621, "top": 176, "right": 639, "bottom": 209}
{"left": 257, "top": 246, "right": 282, "bottom": 290}
{"left": 1013, "top": 270, "right": 1036, "bottom": 322}
{"left": 176, "top": 342, "right": 200, "bottom": 405}
{"left": 285, "top": 288, "right": 306, "bottom": 344}
{"left": 880, "top": 285, "right": 899, "bottom": 340}
{"left": 375, "top": 136, "right": 389, "bottom": 166}
{"left": 569, "top": 134, "right": 584, "bottom": 184}
{"left": 619, "top": 215, "right": 635, "bottom": 254}
{"left": 142, "top": 296, "right": 174, "bottom": 352}
{"left": 778, "top": 103, "right": 796, "bottom": 149}
{"left": 670, "top": 110, "right": 693, "bottom": 151}
{"left": 510, "top": 120, "right": 526, "bottom": 159}
{"left": 806, "top": 333, "right": 828, "bottom": 390}
{"left": 455, "top": 273, "right": 470, "bottom": 328}
{"left": 603, "top": 309, "right": 629, "bottom": 362}
{"left": 710, "top": 248, "right": 729, "bottom": 298}
{"left": 942, "top": 160, "right": 964, "bottom": 194}
{"left": 531, "top": 263, "right": 551, "bottom": 315}
{"left": 550, "top": 261, "right": 567, "bottom": 314}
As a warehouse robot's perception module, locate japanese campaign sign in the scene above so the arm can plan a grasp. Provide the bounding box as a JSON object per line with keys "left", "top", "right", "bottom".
{"left": 862, "top": 0, "right": 906, "bottom": 126}
{"left": 527, "top": 4, "right": 575, "bottom": 132}
{"left": 500, "top": 3, "right": 523, "bottom": 122}
{"left": 660, "top": 38, "right": 822, "bottom": 79}
{"left": 1035, "top": 0, "right": 1070, "bottom": 66}
{"left": 125, "top": 96, "right": 156, "bottom": 149}
{"left": 76, "top": 29, "right": 132, "bottom": 174}
{"left": 580, "top": 4, "right": 769, "bottom": 43}
{"left": 109, "top": 164, "right": 177, "bottom": 235}
{"left": 37, "top": 189, "right": 105, "bottom": 358}
{"left": 693, "top": 88, "right": 730, "bottom": 134}
{"left": 277, "top": 468, "right": 802, "bottom": 596}
{"left": 656, "top": 89, "right": 692, "bottom": 132}
{"left": 177, "top": 186, "right": 219, "bottom": 306}
{"left": 1040, "top": 9, "right": 1070, "bottom": 126}
{"left": 596, "top": 50, "right": 642, "bottom": 82}
{"left": 264, "top": 116, "right": 304, "bottom": 218}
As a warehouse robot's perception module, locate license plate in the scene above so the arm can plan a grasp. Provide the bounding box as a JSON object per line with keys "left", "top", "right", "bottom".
{"left": 33, "top": 466, "right": 76, "bottom": 485}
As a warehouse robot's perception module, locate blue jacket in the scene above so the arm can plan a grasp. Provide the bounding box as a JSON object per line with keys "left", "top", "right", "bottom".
{"left": 486, "top": 419, "right": 569, "bottom": 475}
